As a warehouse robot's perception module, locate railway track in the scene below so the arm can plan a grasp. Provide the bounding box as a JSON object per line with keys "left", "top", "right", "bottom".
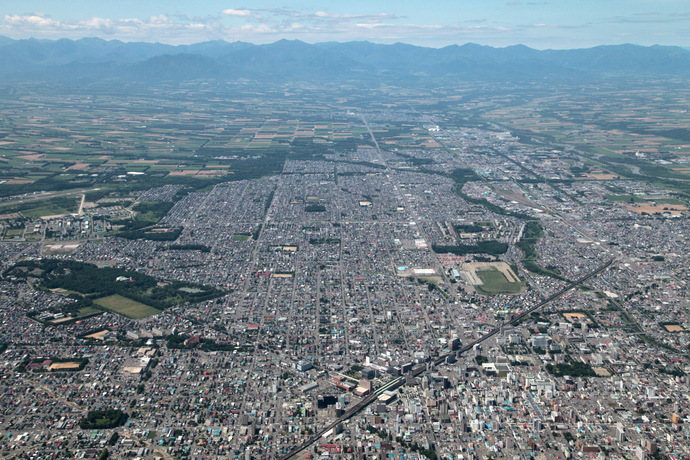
{"left": 278, "top": 258, "right": 614, "bottom": 460}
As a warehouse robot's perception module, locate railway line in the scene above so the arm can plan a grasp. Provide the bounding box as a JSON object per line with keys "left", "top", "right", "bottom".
{"left": 278, "top": 258, "right": 614, "bottom": 460}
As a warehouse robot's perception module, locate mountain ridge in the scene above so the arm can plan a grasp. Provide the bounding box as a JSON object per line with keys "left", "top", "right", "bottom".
{"left": 0, "top": 36, "right": 688, "bottom": 85}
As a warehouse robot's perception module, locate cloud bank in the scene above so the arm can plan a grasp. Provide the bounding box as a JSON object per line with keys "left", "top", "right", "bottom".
{"left": 0, "top": 6, "right": 686, "bottom": 48}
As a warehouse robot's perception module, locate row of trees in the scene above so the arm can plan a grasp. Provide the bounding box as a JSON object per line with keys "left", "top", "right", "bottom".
{"left": 79, "top": 409, "right": 128, "bottom": 429}
{"left": 432, "top": 240, "right": 508, "bottom": 256}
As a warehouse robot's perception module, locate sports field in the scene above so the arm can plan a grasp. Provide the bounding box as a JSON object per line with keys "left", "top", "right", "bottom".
{"left": 4, "top": 228, "right": 24, "bottom": 238}
{"left": 474, "top": 268, "right": 525, "bottom": 295}
{"left": 94, "top": 294, "right": 161, "bottom": 319}
{"left": 48, "top": 362, "right": 81, "bottom": 371}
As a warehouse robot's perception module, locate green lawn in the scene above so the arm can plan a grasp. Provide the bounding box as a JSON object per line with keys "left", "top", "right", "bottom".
{"left": 232, "top": 234, "right": 250, "bottom": 241}
{"left": 653, "top": 198, "right": 685, "bottom": 205}
{"left": 474, "top": 268, "right": 525, "bottom": 295}
{"left": 22, "top": 206, "right": 74, "bottom": 218}
{"left": 77, "top": 307, "right": 103, "bottom": 319}
{"left": 605, "top": 194, "right": 646, "bottom": 203}
{"left": 94, "top": 294, "right": 161, "bottom": 319}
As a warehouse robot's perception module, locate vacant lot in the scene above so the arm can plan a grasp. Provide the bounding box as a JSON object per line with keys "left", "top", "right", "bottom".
{"left": 48, "top": 362, "right": 81, "bottom": 371}
{"left": 94, "top": 294, "right": 161, "bottom": 319}
{"left": 623, "top": 202, "right": 687, "bottom": 215}
{"left": 563, "top": 312, "right": 588, "bottom": 322}
{"left": 49, "top": 317, "right": 72, "bottom": 324}
{"left": 584, "top": 173, "right": 618, "bottom": 180}
{"left": 593, "top": 367, "right": 611, "bottom": 377}
{"left": 85, "top": 329, "right": 110, "bottom": 339}
{"left": 77, "top": 307, "right": 102, "bottom": 318}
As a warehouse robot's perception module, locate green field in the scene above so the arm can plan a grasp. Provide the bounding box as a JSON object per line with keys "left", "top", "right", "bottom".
{"left": 94, "top": 294, "right": 161, "bottom": 319}
{"left": 605, "top": 195, "right": 646, "bottom": 203}
{"left": 21, "top": 205, "right": 74, "bottom": 218}
{"left": 653, "top": 198, "right": 685, "bottom": 205}
{"left": 233, "top": 234, "right": 250, "bottom": 241}
{"left": 0, "top": 196, "right": 79, "bottom": 218}
{"left": 4, "top": 228, "right": 24, "bottom": 237}
{"left": 77, "top": 307, "right": 103, "bottom": 319}
{"left": 474, "top": 268, "right": 525, "bottom": 295}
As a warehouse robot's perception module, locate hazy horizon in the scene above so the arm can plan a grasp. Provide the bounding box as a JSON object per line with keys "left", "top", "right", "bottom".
{"left": 2, "top": 0, "right": 690, "bottom": 49}
{"left": 2, "top": 34, "right": 687, "bottom": 52}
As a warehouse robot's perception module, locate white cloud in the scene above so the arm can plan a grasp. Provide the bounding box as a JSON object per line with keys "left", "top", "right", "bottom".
{"left": 0, "top": 13, "right": 224, "bottom": 43}
{"left": 80, "top": 17, "right": 113, "bottom": 28}
{"left": 355, "top": 23, "right": 386, "bottom": 29}
{"left": 221, "top": 9, "right": 253, "bottom": 17}
{"left": 79, "top": 17, "right": 115, "bottom": 34}
{"left": 256, "top": 8, "right": 398, "bottom": 22}
{"left": 0, "top": 7, "right": 632, "bottom": 48}
{"left": 1, "top": 8, "right": 409, "bottom": 43}
{"left": 240, "top": 24, "right": 273, "bottom": 33}
{"left": 149, "top": 14, "right": 172, "bottom": 24}
{"left": 4, "top": 13, "right": 64, "bottom": 29}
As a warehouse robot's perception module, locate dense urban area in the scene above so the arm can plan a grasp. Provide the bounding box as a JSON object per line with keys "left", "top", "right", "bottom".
{"left": 0, "top": 79, "right": 690, "bottom": 460}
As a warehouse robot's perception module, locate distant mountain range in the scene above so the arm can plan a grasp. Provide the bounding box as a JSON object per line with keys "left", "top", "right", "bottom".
{"left": 1, "top": 36, "right": 689, "bottom": 86}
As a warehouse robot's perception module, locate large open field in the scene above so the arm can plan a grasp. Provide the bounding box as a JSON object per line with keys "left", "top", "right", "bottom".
{"left": 94, "top": 294, "right": 161, "bottom": 319}
{"left": 474, "top": 268, "right": 525, "bottom": 295}
{"left": 4, "top": 228, "right": 24, "bottom": 238}
{"left": 0, "top": 84, "right": 447, "bottom": 204}
{"left": 48, "top": 362, "right": 81, "bottom": 371}
{"left": 623, "top": 202, "right": 687, "bottom": 215}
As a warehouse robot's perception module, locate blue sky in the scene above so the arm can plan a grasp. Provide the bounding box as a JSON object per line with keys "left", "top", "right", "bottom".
{"left": 2, "top": 0, "right": 689, "bottom": 48}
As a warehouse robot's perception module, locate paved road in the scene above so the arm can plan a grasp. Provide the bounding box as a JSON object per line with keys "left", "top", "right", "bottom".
{"left": 1, "top": 188, "right": 101, "bottom": 207}
{"left": 526, "top": 391, "right": 545, "bottom": 421}
{"left": 77, "top": 194, "right": 86, "bottom": 215}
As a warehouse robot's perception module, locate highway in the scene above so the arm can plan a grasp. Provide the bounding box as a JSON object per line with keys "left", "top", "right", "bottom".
{"left": 277, "top": 258, "right": 614, "bottom": 460}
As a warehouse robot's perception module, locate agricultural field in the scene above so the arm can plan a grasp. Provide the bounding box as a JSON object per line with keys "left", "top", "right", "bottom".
{"left": 94, "top": 294, "right": 161, "bottom": 319}
{"left": 0, "top": 85, "right": 448, "bottom": 204}
{"left": 467, "top": 83, "right": 690, "bottom": 197}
